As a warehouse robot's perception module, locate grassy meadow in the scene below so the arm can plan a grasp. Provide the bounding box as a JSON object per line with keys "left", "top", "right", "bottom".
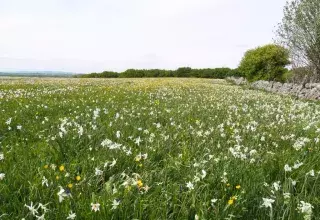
{"left": 0, "top": 77, "right": 319, "bottom": 219}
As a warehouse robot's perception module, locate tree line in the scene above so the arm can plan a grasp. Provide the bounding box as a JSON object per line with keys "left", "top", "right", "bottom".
{"left": 77, "top": 67, "right": 243, "bottom": 79}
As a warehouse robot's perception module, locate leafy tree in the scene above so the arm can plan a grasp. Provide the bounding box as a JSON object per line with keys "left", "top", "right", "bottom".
{"left": 100, "top": 71, "right": 119, "bottom": 78}
{"left": 238, "top": 44, "right": 290, "bottom": 82}
{"left": 175, "top": 67, "right": 192, "bottom": 77}
{"left": 277, "top": 0, "right": 320, "bottom": 82}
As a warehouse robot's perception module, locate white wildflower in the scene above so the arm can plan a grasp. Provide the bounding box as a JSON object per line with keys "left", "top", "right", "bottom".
{"left": 91, "top": 203, "right": 100, "bottom": 212}
{"left": 307, "top": 170, "right": 315, "bottom": 177}
{"left": 95, "top": 168, "right": 103, "bottom": 176}
{"left": 111, "top": 199, "right": 120, "bottom": 210}
{"left": 24, "top": 202, "right": 39, "bottom": 216}
{"left": 5, "top": 118, "right": 12, "bottom": 125}
{"left": 284, "top": 164, "right": 292, "bottom": 172}
{"left": 67, "top": 211, "right": 76, "bottom": 219}
{"left": 201, "top": 170, "right": 207, "bottom": 179}
{"left": 57, "top": 186, "right": 70, "bottom": 203}
{"left": 186, "top": 181, "right": 194, "bottom": 190}
{"left": 297, "top": 201, "right": 313, "bottom": 220}
{"left": 293, "top": 161, "right": 303, "bottom": 169}
{"left": 42, "top": 176, "right": 49, "bottom": 187}
{"left": 261, "top": 198, "right": 275, "bottom": 209}
{"left": 272, "top": 181, "right": 281, "bottom": 191}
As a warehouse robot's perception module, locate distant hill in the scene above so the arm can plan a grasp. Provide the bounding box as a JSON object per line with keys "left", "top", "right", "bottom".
{"left": 0, "top": 71, "right": 75, "bottom": 77}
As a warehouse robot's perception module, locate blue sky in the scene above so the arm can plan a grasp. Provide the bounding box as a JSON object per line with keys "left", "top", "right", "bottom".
{"left": 0, "top": 0, "right": 287, "bottom": 73}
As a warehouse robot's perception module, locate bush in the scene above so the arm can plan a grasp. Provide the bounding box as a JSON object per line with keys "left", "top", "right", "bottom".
{"left": 238, "top": 44, "right": 290, "bottom": 82}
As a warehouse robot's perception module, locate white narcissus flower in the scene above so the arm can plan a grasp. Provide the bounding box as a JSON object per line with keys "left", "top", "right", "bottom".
{"left": 261, "top": 198, "right": 275, "bottom": 209}
{"left": 307, "top": 170, "right": 315, "bottom": 177}
{"left": 91, "top": 203, "right": 100, "bottom": 212}
{"left": 5, "top": 118, "right": 12, "bottom": 125}
{"left": 109, "top": 158, "right": 117, "bottom": 167}
{"left": 42, "top": 176, "right": 48, "bottom": 187}
{"left": 0, "top": 153, "right": 4, "bottom": 161}
{"left": 67, "top": 211, "right": 76, "bottom": 219}
{"left": 211, "top": 198, "right": 218, "bottom": 207}
{"left": 297, "top": 201, "right": 313, "bottom": 220}
{"left": 186, "top": 181, "right": 194, "bottom": 190}
{"left": 201, "top": 170, "right": 207, "bottom": 179}
{"left": 272, "top": 181, "right": 281, "bottom": 191}
{"left": 111, "top": 199, "right": 120, "bottom": 210}
{"left": 284, "top": 164, "right": 292, "bottom": 172}
{"left": 57, "top": 186, "right": 71, "bottom": 203}
{"left": 24, "top": 202, "right": 39, "bottom": 216}
{"left": 0, "top": 173, "right": 5, "bottom": 180}
{"left": 95, "top": 168, "right": 103, "bottom": 176}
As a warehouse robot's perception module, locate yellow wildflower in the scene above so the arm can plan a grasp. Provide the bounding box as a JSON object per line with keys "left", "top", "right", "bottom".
{"left": 59, "top": 165, "right": 65, "bottom": 172}
{"left": 228, "top": 199, "right": 234, "bottom": 205}
{"left": 76, "top": 175, "right": 81, "bottom": 181}
{"left": 68, "top": 183, "right": 73, "bottom": 188}
{"left": 44, "top": 165, "right": 48, "bottom": 169}
{"left": 137, "top": 180, "right": 143, "bottom": 188}
{"left": 236, "top": 185, "right": 241, "bottom": 189}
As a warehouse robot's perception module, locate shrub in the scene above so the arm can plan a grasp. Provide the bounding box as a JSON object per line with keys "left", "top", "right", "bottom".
{"left": 238, "top": 44, "right": 290, "bottom": 82}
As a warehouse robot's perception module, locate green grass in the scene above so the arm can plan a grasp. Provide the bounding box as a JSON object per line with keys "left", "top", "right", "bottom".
{"left": 0, "top": 77, "right": 319, "bottom": 219}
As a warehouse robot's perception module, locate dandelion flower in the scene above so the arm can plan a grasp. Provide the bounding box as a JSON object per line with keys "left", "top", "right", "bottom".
{"left": 228, "top": 199, "right": 234, "bottom": 205}
{"left": 137, "top": 180, "right": 143, "bottom": 188}
{"left": 76, "top": 175, "right": 81, "bottom": 181}
{"left": 236, "top": 185, "right": 241, "bottom": 189}
{"left": 59, "top": 165, "right": 65, "bottom": 172}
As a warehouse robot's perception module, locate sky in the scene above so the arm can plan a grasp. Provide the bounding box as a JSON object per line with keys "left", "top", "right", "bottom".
{"left": 0, "top": 0, "right": 287, "bottom": 73}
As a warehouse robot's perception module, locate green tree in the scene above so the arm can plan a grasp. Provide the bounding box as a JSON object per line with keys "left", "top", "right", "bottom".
{"left": 238, "top": 44, "right": 290, "bottom": 82}
{"left": 175, "top": 67, "right": 192, "bottom": 77}
{"left": 277, "top": 0, "right": 320, "bottom": 82}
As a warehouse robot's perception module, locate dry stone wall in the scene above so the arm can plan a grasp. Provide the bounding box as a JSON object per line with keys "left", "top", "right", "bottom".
{"left": 227, "top": 77, "right": 320, "bottom": 100}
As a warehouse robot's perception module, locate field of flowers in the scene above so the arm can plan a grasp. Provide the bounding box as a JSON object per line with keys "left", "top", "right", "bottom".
{"left": 0, "top": 77, "right": 319, "bottom": 220}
